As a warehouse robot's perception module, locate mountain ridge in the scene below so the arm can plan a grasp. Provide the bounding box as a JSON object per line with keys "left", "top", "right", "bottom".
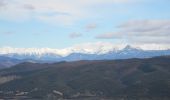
{"left": 1, "top": 45, "right": 169, "bottom": 56}
{"left": 1, "top": 45, "right": 170, "bottom": 63}
{"left": 0, "top": 56, "right": 170, "bottom": 99}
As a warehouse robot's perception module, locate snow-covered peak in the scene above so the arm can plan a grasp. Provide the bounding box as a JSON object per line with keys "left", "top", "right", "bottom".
{"left": 0, "top": 47, "right": 67, "bottom": 57}
{"left": 0, "top": 44, "right": 124, "bottom": 56}
{"left": 0, "top": 43, "right": 170, "bottom": 57}
{"left": 123, "top": 45, "right": 133, "bottom": 50}
{"left": 123, "top": 45, "right": 142, "bottom": 51}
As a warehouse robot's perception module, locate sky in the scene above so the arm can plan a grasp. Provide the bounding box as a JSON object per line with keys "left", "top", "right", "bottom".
{"left": 0, "top": 0, "right": 170, "bottom": 49}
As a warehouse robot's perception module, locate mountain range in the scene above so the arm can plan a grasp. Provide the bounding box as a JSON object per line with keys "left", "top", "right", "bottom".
{"left": 0, "top": 56, "right": 170, "bottom": 99}
{"left": 0, "top": 45, "right": 170, "bottom": 99}
{"left": 1, "top": 45, "right": 170, "bottom": 69}
{"left": 1, "top": 45, "right": 170, "bottom": 63}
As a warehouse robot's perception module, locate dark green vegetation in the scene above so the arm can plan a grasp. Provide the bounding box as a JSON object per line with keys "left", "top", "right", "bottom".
{"left": 0, "top": 56, "right": 170, "bottom": 100}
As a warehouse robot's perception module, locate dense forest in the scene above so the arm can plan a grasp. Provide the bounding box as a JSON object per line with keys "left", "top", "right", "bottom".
{"left": 0, "top": 56, "right": 170, "bottom": 100}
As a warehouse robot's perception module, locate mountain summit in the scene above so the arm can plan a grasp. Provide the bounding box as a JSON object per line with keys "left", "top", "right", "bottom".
{"left": 0, "top": 45, "right": 170, "bottom": 62}
{"left": 122, "top": 45, "right": 140, "bottom": 51}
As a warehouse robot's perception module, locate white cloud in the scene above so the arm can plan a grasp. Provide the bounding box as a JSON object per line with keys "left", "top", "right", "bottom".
{"left": 23, "top": 4, "right": 35, "bottom": 10}
{"left": 69, "top": 32, "right": 82, "bottom": 38}
{"left": 85, "top": 23, "right": 97, "bottom": 31}
{"left": 96, "top": 20, "right": 170, "bottom": 45}
{"left": 0, "top": 0, "right": 6, "bottom": 8}
{"left": 96, "top": 32, "right": 118, "bottom": 39}
{"left": 1, "top": 31, "right": 14, "bottom": 35}
{"left": 0, "top": 0, "right": 133, "bottom": 24}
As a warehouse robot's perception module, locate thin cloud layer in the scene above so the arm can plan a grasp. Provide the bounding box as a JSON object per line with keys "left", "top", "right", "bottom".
{"left": 0, "top": 0, "right": 132, "bottom": 24}
{"left": 96, "top": 32, "right": 117, "bottom": 39}
{"left": 69, "top": 32, "right": 82, "bottom": 38}
{"left": 0, "top": 0, "right": 6, "bottom": 7}
{"left": 23, "top": 4, "right": 35, "bottom": 10}
{"left": 85, "top": 23, "right": 97, "bottom": 31}
{"left": 0, "top": 31, "right": 14, "bottom": 35}
{"left": 96, "top": 20, "right": 170, "bottom": 44}
{"left": 1, "top": 0, "right": 170, "bottom": 49}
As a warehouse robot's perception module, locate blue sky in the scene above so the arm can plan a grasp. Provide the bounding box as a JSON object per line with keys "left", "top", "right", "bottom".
{"left": 0, "top": 0, "right": 170, "bottom": 49}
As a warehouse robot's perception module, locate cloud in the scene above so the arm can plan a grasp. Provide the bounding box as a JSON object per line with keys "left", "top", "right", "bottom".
{"left": 96, "top": 32, "right": 117, "bottom": 39}
{"left": 96, "top": 20, "right": 170, "bottom": 44}
{"left": 69, "top": 32, "right": 82, "bottom": 38}
{"left": 85, "top": 23, "right": 97, "bottom": 31}
{"left": 118, "top": 20, "right": 170, "bottom": 35}
{"left": 0, "top": 0, "right": 7, "bottom": 8}
{"left": 23, "top": 4, "right": 35, "bottom": 10}
{"left": 1, "top": 31, "right": 14, "bottom": 35}
{"left": 0, "top": 0, "right": 133, "bottom": 24}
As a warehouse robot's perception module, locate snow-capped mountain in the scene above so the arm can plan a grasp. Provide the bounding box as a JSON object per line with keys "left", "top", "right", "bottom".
{"left": 0, "top": 45, "right": 170, "bottom": 62}
{"left": 0, "top": 44, "right": 123, "bottom": 57}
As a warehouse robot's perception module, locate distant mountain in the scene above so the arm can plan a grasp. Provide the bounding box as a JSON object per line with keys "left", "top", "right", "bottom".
{"left": 0, "top": 56, "right": 21, "bottom": 69}
{"left": 0, "top": 56, "right": 170, "bottom": 99}
{"left": 56, "top": 45, "right": 170, "bottom": 61}
{"left": 0, "top": 56, "right": 46, "bottom": 69}
{"left": 2, "top": 53, "right": 62, "bottom": 61}
{"left": 1, "top": 45, "right": 170, "bottom": 62}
